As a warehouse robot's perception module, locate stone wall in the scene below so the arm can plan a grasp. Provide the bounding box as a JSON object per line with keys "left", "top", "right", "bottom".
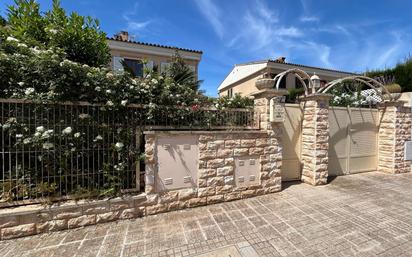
{"left": 378, "top": 103, "right": 412, "bottom": 174}
{"left": 300, "top": 95, "right": 330, "bottom": 185}
{"left": 0, "top": 130, "right": 282, "bottom": 240}
{"left": 144, "top": 131, "right": 282, "bottom": 213}
{"left": 0, "top": 195, "right": 147, "bottom": 240}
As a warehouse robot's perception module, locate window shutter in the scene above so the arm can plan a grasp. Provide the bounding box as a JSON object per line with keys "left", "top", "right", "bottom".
{"left": 161, "top": 62, "right": 170, "bottom": 73}
{"left": 145, "top": 60, "right": 154, "bottom": 70}
{"left": 113, "top": 56, "right": 124, "bottom": 72}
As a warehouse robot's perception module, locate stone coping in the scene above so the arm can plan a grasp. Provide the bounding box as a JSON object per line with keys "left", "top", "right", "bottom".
{"left": 0, "top": 194, "right": 147, "bottom": 217}
{"left": 143, "top": 130, "right": 268, "bottom": 135}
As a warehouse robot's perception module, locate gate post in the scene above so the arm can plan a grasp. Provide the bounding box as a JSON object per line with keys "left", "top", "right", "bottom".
{"left": 300, "top": 94, "right": 332, "bottom": 185}
{"left": 251, "top": 88, "right": 287, "bottom": 190}
{"left": 378, "top": 102, "right": 412, "bottom": 174}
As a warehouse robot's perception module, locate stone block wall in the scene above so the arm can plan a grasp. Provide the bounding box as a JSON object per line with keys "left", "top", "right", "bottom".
{"left": 0, "top": 129, "right": 283, "bottom": 241}
{"left": 378, "top": 103, "right": 412, "bottom": 174}
{"left": 144, "top": 131, "right": 282, "bottom": 212}
{"left": 300, "top": 95, "right": 330, "bottom": 185}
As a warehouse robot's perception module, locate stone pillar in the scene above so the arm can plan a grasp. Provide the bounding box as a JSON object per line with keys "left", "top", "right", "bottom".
{"left": 252, "top": 89, "right": 287, "bottom": 189}
{"left": 251, "top": 89, "right": 288, "bottom": 131}
{"left": 300, "top": 94, "right": 331, "bottom": 186}
{"left": 378, "top": 102, "right": 412, "bottom": 174}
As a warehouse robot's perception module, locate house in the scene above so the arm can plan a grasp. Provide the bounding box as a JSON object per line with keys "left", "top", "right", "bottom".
{"left": 107, "top": 31, "right": 202, "bottom": 77}
{"left": 218, "top": 58, "right": 356, "bottom": 97}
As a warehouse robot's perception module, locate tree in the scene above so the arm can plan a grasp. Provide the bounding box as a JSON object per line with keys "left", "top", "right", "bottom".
{"left": 0, "top": 15, "right": 6, "bottom": 26}
{"left": 367, "top": 57, "right": 412, "bottom": 92}
{"left": 168, "top": 52, "right": 203, "bottom": 92}
{"left": 6, "top": 0, "right": 110, "bottom": 67}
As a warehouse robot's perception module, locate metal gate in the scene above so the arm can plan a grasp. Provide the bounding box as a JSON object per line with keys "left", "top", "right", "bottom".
{"left": 328, "top": 107, "right": 379, "bottom": 176}
{"left": 281, "top": 104, "right": 303, "bottom": 181}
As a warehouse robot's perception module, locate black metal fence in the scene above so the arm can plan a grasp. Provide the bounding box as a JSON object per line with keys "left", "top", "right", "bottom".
{"left": 0, "top": 99, "right": 259, "bottom": 203}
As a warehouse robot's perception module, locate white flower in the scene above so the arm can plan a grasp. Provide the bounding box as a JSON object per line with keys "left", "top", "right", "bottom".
{"left": 78, "top": 113, "right": 91, "bottom": 120}
{"left": 115, "top": 142, "right": 124, "bottom": 151}
{"left": 16, "top": 134, "right": 23, "bottom": 138}
{"left": 62, "top": 127, "right": 72, "bottom": 135}
{"left": 24, "top": 87, "right": 35, "bottom": 95}
{"left": 49, "top": 29, "right": 58, "bottom": 34}
{"left": 23, "top": 138, "right": 31, "bottom": 144}
{"left": 6, "top": 36, "right": 19, "bottom": 42}
{"left": 36, "top": 126, "right": 45, "bottom": 133}
{"left": 106, "top": 89, "right": 112, "bottom": 94}
{"left": 34, "top": 132, "right": 41, "bottom": 137}
{"left": 17, "top": 43, "right": 27, "bottom": 48}
{"left": 42, "top": 143, "right": 54, "bottom": 150}
{"left": 74, "top": 132, "right": 81, "bottom": 138}
{"left": 106, "top": 101, "right": 114, "bottom": 106}
{"left": 151, "top": 79, "right": 158, "bottom": 84}
{"left": 121, "top": 100, "right": 128, "bottom": 106}
{"left": 94, "top": 135, "right": 103, "bottom": 141}
{"left": 95, "top": 86, "right": 101, "bottom": 92}
{"left": 83, "top": 82, "right": 90, "bottom": 87}
{"left": 18, "top": 82, "right": 25, "bottom": 87}
{"left": 41, "top": 129, "right": 54, "bottom": 139}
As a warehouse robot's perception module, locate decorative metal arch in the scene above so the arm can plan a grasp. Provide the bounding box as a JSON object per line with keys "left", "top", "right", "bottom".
{"left": 273, "top": 68, "right": 312, "bottom": 96}
{"left": 317, "top": 75, "right": 394, "bottom": 102}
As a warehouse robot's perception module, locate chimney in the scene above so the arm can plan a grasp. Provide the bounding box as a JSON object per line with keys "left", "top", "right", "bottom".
{"left": 275, "top": 56, "right": 286, "bottom": 63}
{"left": 115, "top": 31, "right": 129, "bottom": 41}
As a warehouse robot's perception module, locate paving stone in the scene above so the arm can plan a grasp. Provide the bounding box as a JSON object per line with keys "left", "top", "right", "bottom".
{"left": 4, "top": 172, "right": 412, "bottom": 256}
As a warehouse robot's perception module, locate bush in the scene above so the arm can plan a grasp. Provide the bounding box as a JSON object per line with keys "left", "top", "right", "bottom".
{"left": 214, "top": 93, "right": 254, "bottom": 109}
{"left": 367, "top": 57, "right": 412, "bottom": 92}
{"left": 5, "top": 0, "right": 110, "bottom": 67}
{"left": 286, "top": 87, "right": 305, "bottom": 103}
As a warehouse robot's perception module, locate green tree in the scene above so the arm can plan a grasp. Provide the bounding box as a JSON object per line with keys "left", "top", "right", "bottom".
{"left": 5, "top": 0, "right": 110, "bottom": 67}
{"left": 44, "top": 0, "right": 110, "bottom": 67}
{"left": 168, "top": 52, "right": 203, "bottom": 92}
{"left": 367, "top": 57, "right": 412, "bottom": 92}
{"left": 0, "top": 15, "right": 6, "bottom": 26}
{"left": 7, "top": 0, "right": 47, "bottom": 44}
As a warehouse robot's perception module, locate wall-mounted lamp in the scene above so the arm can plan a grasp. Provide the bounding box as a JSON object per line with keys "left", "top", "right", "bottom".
{"left": 310, "top": 73, "right": 321, "bottom": 94}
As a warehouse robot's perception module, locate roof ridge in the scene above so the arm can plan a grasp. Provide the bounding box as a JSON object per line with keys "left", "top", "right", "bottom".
{"left": 268, "top": 59, "right": 356, "bottom": 75}
{"left": 107, "top": 37, "right": 203, "bottom": 54}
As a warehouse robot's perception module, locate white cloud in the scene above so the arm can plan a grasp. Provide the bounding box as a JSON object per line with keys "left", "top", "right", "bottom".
{"left": 122, "top": 2, "right": 152, "bottom": 33}
{"left": 255, "top": 0, "right": 278, "bottom": 22}
{"left": 126, "top": 21, "right": 151, "bottom": 31}
{"left": 300, "top": 16, "right": 319, "bottom": 22}
{"left": 194, "top": 0, "right": 224, "bottom": 38}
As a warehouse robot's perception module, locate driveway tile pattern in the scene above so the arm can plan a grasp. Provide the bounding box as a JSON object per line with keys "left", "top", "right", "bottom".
{"left": 3, "top": 172, "right": 412, "bottom": 257}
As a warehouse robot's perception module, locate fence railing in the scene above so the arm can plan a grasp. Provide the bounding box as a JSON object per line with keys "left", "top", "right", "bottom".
{"left": 0, "top": 99, "right": 259, "bottom": 204}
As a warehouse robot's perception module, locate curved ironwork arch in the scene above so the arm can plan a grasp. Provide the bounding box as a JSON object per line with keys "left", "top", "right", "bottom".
{"left": 273, "top": 68, "right": 312, "bottom": 96}
{"left": 317, "top": 75, "right": 394, "bottom": 102}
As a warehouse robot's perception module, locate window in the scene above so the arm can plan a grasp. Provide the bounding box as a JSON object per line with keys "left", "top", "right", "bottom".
{"left": 112, "top": 56, "right": 124, "bottom": 72}
{"left": 123, "top": 58, "right": 143, "bottom": 77}
{"left": 228, "top": 88, "right": 233, "bottom": 98}
{"left": 271, "top": 73, "right": 286, "bottom": 89}
{"left": 160, "top": 62, "right": 171, "bottom": 73}
{"left": 295, "top": 77, "right": 309, "bottom": 89}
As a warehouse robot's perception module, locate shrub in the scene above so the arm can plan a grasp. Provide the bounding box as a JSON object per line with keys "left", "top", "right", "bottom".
{"left": 5, "top": 0, "right": 110, "bottom": 67}
{"left": 214, "top": 93, "right": 254, "bottom": 109}
{"left": 367, "top": 57, "right": 412, "bottom": 92}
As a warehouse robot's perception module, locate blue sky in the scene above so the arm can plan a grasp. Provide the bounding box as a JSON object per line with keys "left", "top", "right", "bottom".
{"left": 1, "top": 0, "right": 412, "bottom": 96}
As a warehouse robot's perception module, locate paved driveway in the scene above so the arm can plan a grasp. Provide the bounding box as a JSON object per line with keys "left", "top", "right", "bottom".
{"left": 3, "top": 172, "right": 412, "bottom": 257}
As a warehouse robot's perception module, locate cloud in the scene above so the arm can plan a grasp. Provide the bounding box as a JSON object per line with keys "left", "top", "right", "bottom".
{"left": 300, "top": 16, "right": 319, "bottom": 22}
{"left": 194, "top": 0, "right": 224, "bottom": 38}
{"left": 255, "top": 0, "right": 278, "bottom": 22}
{"left": 299, "top": 0, "right": 320, "bottom": 23}
{"left": 126, "top": 21, "right": 151, "bottom": 31}
{"left": 122, "top": 2, "right": 152, "bottom": 33}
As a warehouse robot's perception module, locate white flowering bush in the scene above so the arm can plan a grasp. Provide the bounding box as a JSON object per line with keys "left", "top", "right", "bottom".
{"left": 329, "top": 84, "right": 374, "bottom": 107}
{"left": 0, "top": 1, "right": 256, "bottom": 202}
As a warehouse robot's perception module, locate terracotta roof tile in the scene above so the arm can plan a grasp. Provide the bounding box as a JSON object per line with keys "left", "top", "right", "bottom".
{"left": 107, "top": 37, "right": 203, "bottom": 54}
